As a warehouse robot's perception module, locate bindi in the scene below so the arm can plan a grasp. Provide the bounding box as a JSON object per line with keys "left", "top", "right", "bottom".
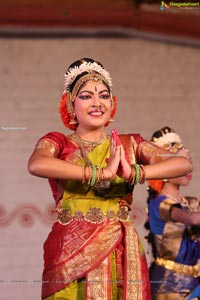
{"left": 94, "top": 85, "right": 98, "bottom": 94}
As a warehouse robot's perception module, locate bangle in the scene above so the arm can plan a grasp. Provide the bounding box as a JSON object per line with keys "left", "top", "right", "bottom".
{"left": 134, "top": 164, "right": 141, "bottom": 185}
{"left": 82, "top": 165, "right": 86, "bottom": 184}
{"left": 99, "top": 168, "right": 104, "bottom": 181}
{"left": 128, "top": 164, "right": 144, "bottom": 185}
{"left": 139, "top": 164, "right": 146, "bottom": 184}
{"left": 90, "top": 164, "right": 97, "bottom": 187}
{"left": 87, "top": 165, "right": 92, "bottom": 185}
{"left": 128, "top": 164, "right": 136, "bottom": 185}
{"left": 96, "top": 167, "right": 100, "bottom": 182}
{"left": 101, "top": 167, "right": 105, "bottom": 180}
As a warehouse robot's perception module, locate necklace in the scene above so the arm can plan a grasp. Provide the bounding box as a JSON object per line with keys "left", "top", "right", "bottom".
{"left": 70, "top": 132, "right": 107, "bottom": 149}
{"left": 70, "top": 132, "right": 111, "bottom": 194}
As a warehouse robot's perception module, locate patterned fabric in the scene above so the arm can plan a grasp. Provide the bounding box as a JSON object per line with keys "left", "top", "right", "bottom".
{"left": 149, "top": 195, "right": 200, "bottom": 299}
{"left": 35, "top": 131, "right": 153, "bottom": 300}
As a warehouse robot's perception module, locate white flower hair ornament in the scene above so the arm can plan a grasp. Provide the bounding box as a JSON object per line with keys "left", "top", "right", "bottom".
{"left": 153, "top": 132, "right": 182, "bottom": 147}
{"left": 64, "top": 61, "right": 113, "bottom": 92}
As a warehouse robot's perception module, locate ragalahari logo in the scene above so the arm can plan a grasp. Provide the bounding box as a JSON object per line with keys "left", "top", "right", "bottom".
{"left": 160, "top": 0, "right": 200, "bottom": 10}
{"left": 160, "top": 1, "right": 170, "bottom": 9}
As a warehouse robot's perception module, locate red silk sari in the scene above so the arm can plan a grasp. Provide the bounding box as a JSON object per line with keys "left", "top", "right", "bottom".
{"left": 35, "top": 132, "right": 154, "bottom": 300}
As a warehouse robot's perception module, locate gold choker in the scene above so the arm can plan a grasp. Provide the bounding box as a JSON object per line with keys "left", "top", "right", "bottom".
{"left": 70, "top": 132, "right": 107, "bottom": 149}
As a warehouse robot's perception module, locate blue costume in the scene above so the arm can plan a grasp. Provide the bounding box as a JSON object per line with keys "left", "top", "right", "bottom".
{"left": 149, "top": 194, "right": 200, "bottom": 300}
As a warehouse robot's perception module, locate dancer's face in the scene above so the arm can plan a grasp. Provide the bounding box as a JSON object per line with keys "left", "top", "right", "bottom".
{"left": 74, "top": 80, "right": 112, "bottom": 131}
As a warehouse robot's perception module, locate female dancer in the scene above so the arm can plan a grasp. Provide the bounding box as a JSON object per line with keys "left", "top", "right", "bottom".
{"left": 146, "top": 126, "right": 200, "bottom": 300}
{"left": 28, "top": 59, "right": 193, "bottom": 300}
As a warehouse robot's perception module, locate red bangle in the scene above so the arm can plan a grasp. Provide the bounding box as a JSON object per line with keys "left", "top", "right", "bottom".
{"left": 139, "top": 164, "right": 146, "bottom": 184}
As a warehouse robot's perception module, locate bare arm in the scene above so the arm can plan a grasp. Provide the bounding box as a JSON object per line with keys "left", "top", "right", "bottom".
{"left": 144, "top": 155, "right": 193, "bottom": 180}
{"left": 171, "top": 206, "right": 200, "bottom": 226}
{"left": 144, "top": 145, "right": 193, "bottom": 180}
{"left": 28, "top": 137, "right": 121, "bottom": 180}
{"left": 28, "top": 138, "right": 193, "bottom": 182}
{"left": 119, "top": 144, "right": 193, "bottom": 181}
{"left": 28, "top": 148, "right": 84, "bottom": 180}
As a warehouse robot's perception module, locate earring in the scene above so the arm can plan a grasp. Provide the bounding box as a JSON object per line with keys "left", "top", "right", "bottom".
{"left": 108, "top": 118, "right": 114, "bottom": 123}
{"left": 69, "top": 118, "right": 78, "bottom": 125}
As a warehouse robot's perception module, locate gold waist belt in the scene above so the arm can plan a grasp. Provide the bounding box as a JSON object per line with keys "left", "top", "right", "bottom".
{"left": 57, "top": 206, "right": 129, "bottom": 225}
{"left": 156, "top": 257, "right": 200, "bottom": 278}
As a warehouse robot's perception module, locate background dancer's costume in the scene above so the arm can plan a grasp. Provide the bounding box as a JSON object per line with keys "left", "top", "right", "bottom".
{"left": 146, "top": 126, "right": 200, "bottom": 300}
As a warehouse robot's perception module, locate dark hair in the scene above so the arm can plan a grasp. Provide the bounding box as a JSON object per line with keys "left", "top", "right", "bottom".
{"left": 151, "top": 126, "right": 174, "bottom": 142}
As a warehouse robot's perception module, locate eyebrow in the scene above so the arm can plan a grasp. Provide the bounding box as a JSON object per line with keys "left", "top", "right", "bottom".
{"left": 79, "top": 89, "right": 109, "bottom": 95}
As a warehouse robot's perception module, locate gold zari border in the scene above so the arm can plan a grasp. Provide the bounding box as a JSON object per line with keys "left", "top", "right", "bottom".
{"left": 156, "top": 257, "right": 200, "bottom": 278}
{"left": 86, "top": 257, "right": 110, "bottom": 300}
{"left": 124, "top": 223, "right": 143, "bottom": 300}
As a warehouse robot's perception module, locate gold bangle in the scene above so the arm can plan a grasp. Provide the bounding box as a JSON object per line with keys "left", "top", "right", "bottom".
{"left": 87, "top": 165, "right": 92, "bottom": 185}
{"left": 82, "top": 165, "right": 86, "bottom": 184}
{"left": 128, "top": 165, "right": 136, "bottom": 185}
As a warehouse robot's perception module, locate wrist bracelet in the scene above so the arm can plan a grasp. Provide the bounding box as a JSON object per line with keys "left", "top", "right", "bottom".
{"left": 90, "top": 164, "right": 97, "bottom": 187}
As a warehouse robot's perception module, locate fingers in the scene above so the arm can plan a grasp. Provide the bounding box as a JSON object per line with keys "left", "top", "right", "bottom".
{"left": 111, "top": 128, "right": 121, "bottom": 146}
{"left": 110, "top": 136, "right": 121, "bottom": 157}
{"left": 120, "top": 144, "right": 125, "bottom": 158}
{"left": 110, "top": 136, "right": 116, "bottom": 153}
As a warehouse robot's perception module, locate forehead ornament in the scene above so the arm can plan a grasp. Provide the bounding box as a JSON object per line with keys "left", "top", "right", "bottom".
{"left": 64, "top": 61, "right": 112, "bottom": 92}
{"left": 70, "top": 73, "right": 106, "bottom": 102}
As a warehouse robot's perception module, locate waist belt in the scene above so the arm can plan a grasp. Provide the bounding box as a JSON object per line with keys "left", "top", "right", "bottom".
{"left": 57, "top": 206, "right": 129, "bottom": 225}
{"left": 156, "top": 257, "right": 200, "bottom": 278}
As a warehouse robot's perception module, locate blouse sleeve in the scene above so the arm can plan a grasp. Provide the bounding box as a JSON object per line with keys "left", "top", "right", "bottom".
{"left": 159, "top": 197, "right": 181, "bottom": 222}
{"left": 136, "top": 138, "right": 160, "bottom": 165}
{"left": 131, "top": 134, "right": 158, "bottom": 165}
{"left": 119, "top": 134, "right": 155, "bottom": 165}
{"left": 35, "top": 132, "right": 66, "bottom": 157}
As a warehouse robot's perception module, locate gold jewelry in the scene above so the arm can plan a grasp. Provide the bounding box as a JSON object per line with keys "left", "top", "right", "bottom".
{"left": 127, "top": 164, "right": 146, "bottom": 185}
{"left": 69, "top": 118, "right": 78, "bottom": 125}
{"left": 70, "top": 132, "right": 107, "bottom": 150}
{"left": 139, "top": 164, "right": 146, "bottom": 184}
{"left": 70, "top": 133, "right": 111, "bottom": 193}
{"left": 128, "top": 165, "right": 135, "bottom": 185}
{"left": 87, "top": 165, "right": 92, "bottom": 185}
{"left": 70, "top": 73, "right": 107, "bottom": 103}
{"left": 108, "top": 118, "right": 114, "bottom": 123}
{"left": 64, "top": 61, "right": 112, "bottom": 92}
{"left": 156, "top": 257, "right": 200, "bottom": 278}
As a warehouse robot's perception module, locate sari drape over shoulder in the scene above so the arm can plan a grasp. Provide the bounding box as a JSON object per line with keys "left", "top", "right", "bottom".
{"left": 36, "top": 132, "right": 154, "bottom": 300}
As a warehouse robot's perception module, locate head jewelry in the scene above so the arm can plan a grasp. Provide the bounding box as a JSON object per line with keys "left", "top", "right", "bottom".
{"left": 151, "top": 126, "right": 183, "bottom": 153}
{"left": 148, "top": 126, "right": 184, "bottom": 193}
{"left": 59, "top": 58, "right": 116, "bottom": 130}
